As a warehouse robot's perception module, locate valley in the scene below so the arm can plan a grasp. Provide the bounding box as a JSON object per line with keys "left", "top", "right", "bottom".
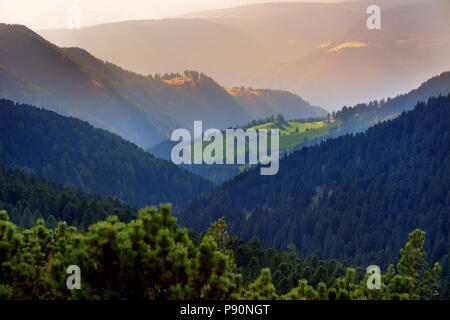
{"left": 0, "top": 0, "right": 449, "bottom": 302}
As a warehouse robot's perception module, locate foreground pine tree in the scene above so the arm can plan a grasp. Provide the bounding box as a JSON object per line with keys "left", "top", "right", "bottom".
{"left": 0, "top": 208, "right": 442, "bottom": 299}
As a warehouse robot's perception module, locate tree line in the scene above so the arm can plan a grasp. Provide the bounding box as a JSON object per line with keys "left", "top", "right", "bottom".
{"left": 0, "top": 207, "right": 441, "bottom": 300}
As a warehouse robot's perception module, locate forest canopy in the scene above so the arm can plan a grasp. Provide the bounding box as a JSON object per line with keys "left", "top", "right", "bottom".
{"left": 0, "top": 207, "right": 442, "bottom": 300}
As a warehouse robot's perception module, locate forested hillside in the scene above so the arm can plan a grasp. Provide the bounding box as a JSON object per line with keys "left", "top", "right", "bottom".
{"left": 334, "top": 71, "right": 450, "bottom": 133}
{"left": 179, "top": 94, "right": 450, "bottom": 296}
{"left": 39, "top": 0, "right": 450, "bottom": 109}
{"left": 0, "top": 161, "right": 365, "bottom": 297}
{"left": 0, "top": 99, "right": 212, "bottom": 208}
{"left": 0, "top": 206, "right": 442, "bottom": 299}
{"left": 0, "top": 165, "right": 137, "bottom": 230}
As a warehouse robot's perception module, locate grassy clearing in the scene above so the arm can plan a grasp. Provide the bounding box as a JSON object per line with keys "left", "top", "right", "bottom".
{"left": 182, "top": 120, "right": 339, "bottom": 165}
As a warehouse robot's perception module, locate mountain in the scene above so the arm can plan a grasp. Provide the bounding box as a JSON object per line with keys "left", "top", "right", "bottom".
{"left": 40, "top": 0, "right": 421, "bottom": 86}
{"left": 0, "top": 99, "right": 213, "bottom": 208}
{"left": 261, "top": 0, "right": 450, "bottom": 108}
{"left": 0, "top": 24, "right": 324, "bottom": 148}
{"left": 38, "top": 1, "right": 371, "bottom": 88}
{"left": 178, "top": 94, "right": 450, "bottom": 284}
{"left": 40, "top": 18, "right": 266, "bottom": 87}
{"left": 61, "top": 47, "right": 254, "bottom": 128}
{"left": 61, "top": 41, "right": 326, "bottom": 127}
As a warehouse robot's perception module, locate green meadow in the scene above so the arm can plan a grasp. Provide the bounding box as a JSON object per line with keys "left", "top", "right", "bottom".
{"left": 185, "top": 119, "right": 340, "bottom": 165}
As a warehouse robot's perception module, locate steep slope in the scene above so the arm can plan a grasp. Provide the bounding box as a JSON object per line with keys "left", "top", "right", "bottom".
{"left": 179, "top": 94, "right": 450, "bottom": 278}
{"left": 63, "top": 47, "right": 326, "bottom": 134}
{"left": 0, "top": 24, "right": 170, "bottom": 147}
{"left": 39, "top": 0, "right": 445, "bottom": 109}
{"left": 179, "top": 0, "right": 372, "bottom": 66}
{"left": 1, "top": 22, "right": 325, "bottom": 148}
{"left": 0, "top": 99, "right": 213, "bottom": 208}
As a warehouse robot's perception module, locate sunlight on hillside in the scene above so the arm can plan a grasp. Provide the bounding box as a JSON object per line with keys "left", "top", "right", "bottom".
{"left": 327, "top": 42, "right": 367, "bottom": 52}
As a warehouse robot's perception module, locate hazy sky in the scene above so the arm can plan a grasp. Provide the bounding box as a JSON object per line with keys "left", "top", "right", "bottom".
{"left": 0, "top": 0, "right": 353, "bottom": 30}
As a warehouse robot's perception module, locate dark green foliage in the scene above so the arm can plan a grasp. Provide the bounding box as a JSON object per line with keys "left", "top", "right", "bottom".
{"left": 0, "top": 99, "right": 213, "bottom": 208}
{"left": 0, "top": 207, "right": 244, "bottom": 300}
{"left": 231, "top": 239, "right": 358, "bottom": 295}
{"left": 179, "top": 94, "right": 450, "bottom": 295}
{"left": 0, "top": 164, "right": 136, "bottom": 230}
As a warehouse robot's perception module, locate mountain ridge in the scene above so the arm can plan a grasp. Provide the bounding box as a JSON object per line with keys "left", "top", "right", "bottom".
{"left": 178, "top": 93, "right": 450, "bottom": 282}
{"left": 0, "top": 23, "right": 326, "bottom": 148}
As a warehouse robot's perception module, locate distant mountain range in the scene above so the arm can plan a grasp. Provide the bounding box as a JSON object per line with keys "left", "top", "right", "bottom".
{"left": 0, "top": 23, "right": 325, "bottom": 148}
{"left": 332, "top": 71, "right": 450, "bottom": 133}
{"left": 40, "top": 0, "right": 450, "bottom": 109}
{"left": 262, "top": 0, "right": 450, "bottom": 108}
